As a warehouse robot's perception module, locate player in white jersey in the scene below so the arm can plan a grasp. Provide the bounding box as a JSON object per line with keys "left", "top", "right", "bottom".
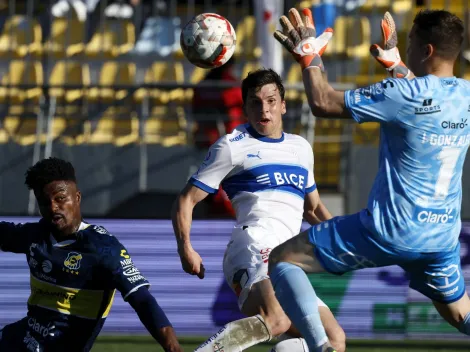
{"left": 172, "top": 69, "right": 345, "bottom": 352}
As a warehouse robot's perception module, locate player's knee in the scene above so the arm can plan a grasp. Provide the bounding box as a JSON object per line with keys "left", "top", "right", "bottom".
{"left": 328, "top": 326, "right": 346, "bottom": 352}
{"left": 268, "top": 245, "right": 287, "bottom": 273}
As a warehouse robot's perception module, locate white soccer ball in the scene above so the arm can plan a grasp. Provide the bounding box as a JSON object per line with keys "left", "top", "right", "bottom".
{"left": 180, "top": 13, "right": 236, "bottom": 69}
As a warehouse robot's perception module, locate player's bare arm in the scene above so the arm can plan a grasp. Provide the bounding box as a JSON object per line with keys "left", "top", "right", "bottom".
{"left": 171, "top": 183, "right": 209, "bottom": 279}
{"left": 303, "top": 189, "right": 332, "bottom": 225}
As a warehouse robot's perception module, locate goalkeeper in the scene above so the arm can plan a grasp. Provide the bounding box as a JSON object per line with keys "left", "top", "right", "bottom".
{"left": 269, "top": 7, "right": 470, "bottom": 352}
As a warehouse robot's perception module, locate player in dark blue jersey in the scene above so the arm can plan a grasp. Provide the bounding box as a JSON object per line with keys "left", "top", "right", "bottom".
{"left": 268, "top": 8, "right": 470, "bottom": 352}
{"left": 0, "top": 157, "right": 182, "bottom": 352}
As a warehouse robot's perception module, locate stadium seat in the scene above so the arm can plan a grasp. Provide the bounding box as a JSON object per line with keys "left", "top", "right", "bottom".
{"left": 45, "top": 18, "right": 85, "bottom": 58}
{"left": 313, "top": 119, "right": 344, "bottom": 188}
{"left": 87, "top": 62, "right": 136, "bottom": 103}
{"left": 0, "top": 16, "right": 42, "bottom": 58}
{"left": 134, "top": 62, "right": 185, "bottom": 105}
{"left": 144, "top": 106, "right": 187, "bottom": 146}
{"left": 85, "top": 20, "right": 135, "bottom": 58}
{"left": 6, "top": 106, "right": 66, "bottom": 146}
{"left": 0, "top": 60, "right": 43, "bottom": 104}
{"left": 48, "top": 61, "right": 90, "bottom": 103}
{"left": 133, "top": 16, "right": 181, "bottom": 56}
{"left": 353, "top": 122, "right": 380, "bottom": 145}
{"left": 235, "top": 16, "right": 262, "bottom": 59}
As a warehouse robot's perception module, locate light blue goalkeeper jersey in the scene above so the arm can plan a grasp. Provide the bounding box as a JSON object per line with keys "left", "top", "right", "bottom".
{"left": 344, "top": 75, "right": 470, "bottom": 252}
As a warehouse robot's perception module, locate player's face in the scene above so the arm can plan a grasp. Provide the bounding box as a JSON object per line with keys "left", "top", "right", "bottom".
{"left": 244, "top": 83, "right": 286, "bottom": 138}
{"left": 407, "top": 25, "right": 428, "bottom": 77}
{"left": 35, "top": 180, "right": 82, "bottom": 236}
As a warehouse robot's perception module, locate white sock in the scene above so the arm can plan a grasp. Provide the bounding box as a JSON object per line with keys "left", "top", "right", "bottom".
{"left": 270, "top": 338, "right": 309, "bottom": 352}
{"left": 194, "top": 315, "right": 271, "bottom": 352}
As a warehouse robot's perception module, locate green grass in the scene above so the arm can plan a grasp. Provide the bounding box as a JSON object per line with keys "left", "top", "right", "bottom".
{"left": 91, "top": 336, "right": 470, "bottom": 352}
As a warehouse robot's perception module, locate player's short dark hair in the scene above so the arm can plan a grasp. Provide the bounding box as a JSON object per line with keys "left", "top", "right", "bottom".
{"left": 413, "top": 9, "right": 464, "bottom": 60}
{"left": 242, "top": 68, "right": 285, "bottom": 103}
{"left": 25, "top": 157, "right": 77, "bottom": 191}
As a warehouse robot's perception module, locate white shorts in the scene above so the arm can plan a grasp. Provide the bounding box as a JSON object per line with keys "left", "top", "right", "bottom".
{"left": 223, "top": 226, "right": 329, "bottom": 310}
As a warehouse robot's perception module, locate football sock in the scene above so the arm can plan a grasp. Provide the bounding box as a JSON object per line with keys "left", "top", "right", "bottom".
{"left": 270, "top": 262, "right": 329, "bottom": 352}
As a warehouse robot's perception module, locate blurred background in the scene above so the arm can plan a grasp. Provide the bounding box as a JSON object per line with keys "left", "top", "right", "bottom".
{"left": 0, "top": 0, "right": 470, "bottom": 351}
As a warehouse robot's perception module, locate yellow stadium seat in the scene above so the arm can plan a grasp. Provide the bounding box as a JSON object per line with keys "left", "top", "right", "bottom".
{"left": 114, "top": 114, "right": 139, "bottom": 146}
{"left": 0, "top": 16, "right": 42, "bottom": 58}
{"left": 144, "top": 106, "right": 186, "bottom": 146}
{"left": 325, "top": 16, "right": 370, "bottom": 59}
{"left": 235, "top": 16, "right": 261, "bottom": 59}
{"left": 135, "top": 62, "right": 185, "bottom": 104}
{"left": 0, "top": 60, "right": 43, "bottom": 104}
{"left": 10, "top": 114, "right": 66, "bottom": 146}
{"left": 48, "top": 61, "right": 90, "bottom": 103}
{"left": 353, "top": 122, "right": 380, "bottom": 145}
{"left": 85, "top": 20, "right": 135, "bottom": 58}
{"left": 87, "top": 62, "right": 135, "bottom": 103}
{"left": 359, "top": 0, "right": 390, "bottom": 12}
{"left": 45, "top": 19, "right": 85, "bottom": 58}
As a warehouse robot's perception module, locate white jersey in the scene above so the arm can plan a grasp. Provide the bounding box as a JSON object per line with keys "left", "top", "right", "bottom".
{"left": 190, "top": 123, "right": 316, "bottom": 242}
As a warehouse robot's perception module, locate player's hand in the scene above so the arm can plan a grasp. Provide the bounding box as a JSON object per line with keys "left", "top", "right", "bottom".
{"left": 178, "top": 245, "right": 205, "bottom": 279}
{"left": 274, "top": 8, "right": 333, "bottom": 71}
{"left": 370, "top": 11, "right": 412, "bottom": 78}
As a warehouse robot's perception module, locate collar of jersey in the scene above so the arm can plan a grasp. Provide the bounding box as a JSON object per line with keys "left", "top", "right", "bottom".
{"left": 245, "top": 124, "right": 284, "bottom": 143}
{"left": 50, "top": 222, "right": 89, "bottom": 247}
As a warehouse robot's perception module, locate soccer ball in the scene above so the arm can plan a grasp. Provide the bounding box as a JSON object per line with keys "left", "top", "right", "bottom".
{"left": 180, "top": 13, "right": 236, "bottom": 69}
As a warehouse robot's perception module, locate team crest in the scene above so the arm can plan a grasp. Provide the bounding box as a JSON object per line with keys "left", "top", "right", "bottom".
{"left": 63, "top": 252, "right": 82, "bottom": 274}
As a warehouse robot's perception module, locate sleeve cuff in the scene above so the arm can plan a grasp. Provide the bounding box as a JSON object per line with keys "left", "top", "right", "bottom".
{"left": 305, "top": 183, "right": 317, "bottom": 193}
{"left": 123, "top": 283, "right": 151, "bottom": 301}
{"left": 189, "top": 177, "right": 218, "bottom": 194}
{"left": 344, "top": 90, "right": 362, "bottom": 124}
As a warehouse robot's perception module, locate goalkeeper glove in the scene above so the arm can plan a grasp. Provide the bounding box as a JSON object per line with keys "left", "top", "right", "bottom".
{"left": 274, "top": 8, "right": 333, "bottom": 71}
{"left": 370, "top": 12, "right": 411, "bottom": 79}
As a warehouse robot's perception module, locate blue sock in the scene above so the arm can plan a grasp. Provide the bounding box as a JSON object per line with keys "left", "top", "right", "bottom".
{"left": 459, "top": 311, "right": 470, "bottom": 335}
{"left": 270, "top": 262, "right": 328, "bottom": 351}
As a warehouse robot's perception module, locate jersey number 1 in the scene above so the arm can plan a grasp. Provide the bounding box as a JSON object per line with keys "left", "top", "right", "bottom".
{"left": 435, "top": 147, "right": 460, "bottom": 199}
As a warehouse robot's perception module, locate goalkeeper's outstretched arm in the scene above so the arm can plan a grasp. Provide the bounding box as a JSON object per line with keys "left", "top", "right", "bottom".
{"left": 302, "top": 66, "right": 351, "bottom": 119}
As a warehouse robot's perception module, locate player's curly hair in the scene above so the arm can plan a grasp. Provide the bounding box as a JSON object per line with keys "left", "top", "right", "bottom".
{"left": 413, "top": 9, "right": 464, "bottom": 60}
{"left": 241, "top": 68, "right": 285, "bottom": 104}
{"left": 25, "top": 157, "right": 77, "bottom": 191}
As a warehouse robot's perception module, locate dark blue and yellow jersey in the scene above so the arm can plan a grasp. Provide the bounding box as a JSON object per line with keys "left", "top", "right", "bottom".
{"left": 0, "top": 220, "right": 150, "bottom": 351}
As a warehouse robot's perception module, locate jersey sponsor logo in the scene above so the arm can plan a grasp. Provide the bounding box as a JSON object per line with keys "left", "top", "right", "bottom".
{"left": 421, "top": 132, "right": 470, "bottom": 146}
{"left": 229, "top": 132, "right": 246, "bottom": 142}
{"left": 124, "top": 267, "right": 141, "bottom": 276}
{"left": 29, "top": 257, "right": 38, "bottom": 269}
{"left": 93, "top": 225, "right": 109, "bottom": 235}
{"left": 23, "top": 331, "right": 41, "bottom": 352}
{"left": 29, "top": 243, "right": 38, "bottom": 257}
{"left": 273, "top": 172, "right": 306, "bottom": 189}
{"left": 36, "top": 272, "right": 57, "bottom": 283}
{"left": 441, "top": 119, "right": 468, "bottom": 129}
{"left": 120, "top": 258, "right": 133, "bottom": 268}
{"left": 414, "top": 207, "right": 456, "bottom": 224}
{"left": 127, "top": 274, "right": 146, "bottom": 283}
{"left": 260, "top": 248, "right": 272, "bottom": 263}
{"left": 63, "top": 252, "right": 82, "bottom": 275}
{"left": 415, "top": 99, "right": 441, "bottom": 115}
{"left": 42, "top": 260, "right": 52, "bottom": 273}
{"left": 28, "top": 317, "right": 55, "bottom": 337}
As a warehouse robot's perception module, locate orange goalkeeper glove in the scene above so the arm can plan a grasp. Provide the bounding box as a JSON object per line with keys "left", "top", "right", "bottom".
{"left": 370, "top": 12, "right": 411, "bottom": 78}
{"left": 274, "top": 8, "right": 333, "bottom": 71}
